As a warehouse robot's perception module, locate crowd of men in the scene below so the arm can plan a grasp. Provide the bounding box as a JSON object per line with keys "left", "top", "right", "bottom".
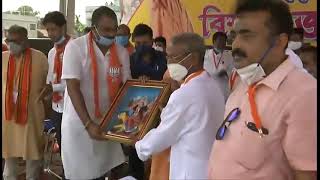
{"left": 2, "top": 0, "right": 317, "bottom": 179}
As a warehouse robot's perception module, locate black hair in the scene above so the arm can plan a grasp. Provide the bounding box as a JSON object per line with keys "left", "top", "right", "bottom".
{"left": 235, "top": 0, "right": 293, "bottom": 37}
{"left": 84, "top": 27, "right": 92, "bottom": 33}
{"left": 132, "top": 24, "right": 153, "bottom": 40}
{"left": 212, "top": 32, "right": 227, "bottom": 43}
{"left": 154, "top": 36, "right": 167, "bottom": 46}
{"left": 118, "top": 24, "right": 131, "bottom": 34}
{"left": 301, "top": 45, "right": 317, "bottom": 62}
{"left": 292, "top": 28, "right": 304, "bottom": 39}
{"left": 42, "top": 11, "right": 67, "bottom": 27}
{"left": 8, "top": 25, "right": 28, "bottom": 38}
{"left": 91, "top": 6, "right": 118, "bottom": 27}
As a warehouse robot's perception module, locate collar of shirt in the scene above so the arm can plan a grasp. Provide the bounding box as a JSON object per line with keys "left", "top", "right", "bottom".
{"left": 256, "top": 58, "right": 296, "bottom": 91}
{"left": 180, "top": 71, "right": 206, "bottom": 87}
{"left": 213, "top": 48, "right": 223, "bottom": 55}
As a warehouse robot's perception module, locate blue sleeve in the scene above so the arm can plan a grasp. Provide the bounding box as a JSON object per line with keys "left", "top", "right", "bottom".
{"left": 130, "top": 53, "right": 142, "bottom": 79}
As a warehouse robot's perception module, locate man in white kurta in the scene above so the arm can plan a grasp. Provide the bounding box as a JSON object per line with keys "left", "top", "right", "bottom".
{"left": 203, "top": 32, "right": 234, "bottom": 101}
{"left": 43, "top": 13, "right": 72, "bottom": 167}
{"left": 61, "top": 6, "right": 131, "bottom": 179}
{"left": 135, "top": 33, "right": 225, "bottom": 179}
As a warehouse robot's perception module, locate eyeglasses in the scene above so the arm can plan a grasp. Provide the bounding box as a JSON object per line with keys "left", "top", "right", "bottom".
{"left": 4, "top": 38, "right": 26, "bottom": 46}
{"left": 216, "top": 108, "right": 241, "bottom": 140}
{"left": 245, "top": 121, "right": 269, "bottom": 136}
{"left": 166, "top": 52, "right": 191, "bottom": 62}
{"left": 5, "top": 38, "right": 19, "bottom": 44}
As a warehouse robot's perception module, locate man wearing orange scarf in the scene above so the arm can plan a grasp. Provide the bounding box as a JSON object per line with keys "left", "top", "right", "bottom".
{"left": 43, "top": 10, "right": 70, "bottom": 155}
{"left": 2, "top": 25, "right": 49, "bottom": 180}
{"left": 61, "top": 6, "right": 131, "bottom": 179}
{"left": 135, "top": 33, "right": 225, "bottom": 179}
{"left": 42, "top": 11, "right": 71, "bottom": 179}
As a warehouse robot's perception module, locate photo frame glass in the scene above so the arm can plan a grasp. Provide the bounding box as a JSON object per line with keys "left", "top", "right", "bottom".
{"left": 100, "top": 80, "right": 170, "bottom": 144}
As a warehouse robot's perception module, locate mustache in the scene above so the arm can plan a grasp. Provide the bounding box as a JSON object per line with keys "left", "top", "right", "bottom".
{"left": 232, "top": 48, "right": 247, "bottom": 58}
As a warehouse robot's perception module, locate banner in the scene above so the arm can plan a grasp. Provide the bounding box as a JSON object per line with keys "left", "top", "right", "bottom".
{"left": 127, "top": 0, "right": 316, "bottom": 45}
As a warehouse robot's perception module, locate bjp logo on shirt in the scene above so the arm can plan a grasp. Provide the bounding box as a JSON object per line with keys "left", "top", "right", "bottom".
{"left": 109, "top": 67, "right": 121, "bottom": 78}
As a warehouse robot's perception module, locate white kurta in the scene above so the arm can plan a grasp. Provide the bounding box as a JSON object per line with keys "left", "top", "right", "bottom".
{"left": 203, "top": 49, "right": 234, "bottom": 76}
{"left": 204, "top": 49, "right": 234, "bottom": 101}
{"left": 46, "top": 39, "right": 72, "bottom": 113}
{"left": 61, "top": 35, "right": 131, "bottom": 179}
{"left": 135, "top": 71, "right": 225, "bottom": 179}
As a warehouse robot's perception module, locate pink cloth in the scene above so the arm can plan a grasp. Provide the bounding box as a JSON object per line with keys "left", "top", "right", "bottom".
{"left": 151, "top": 0, "right": 193, "bottom": 40}
{"left": 208, "top": 59, "right": 317, "bottom": 179}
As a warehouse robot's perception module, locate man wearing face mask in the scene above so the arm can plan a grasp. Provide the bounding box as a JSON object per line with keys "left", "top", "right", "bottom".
{"left": 300, "top": 45, "right": 317, "bottom": 79}
{"left": 2, "top": 25, "right": 50, "bottom": 180}
{"left": 124, "top": 24, "right": 167, "bottom": 180}
{"left": 130, "top": 24, "right": 167, "bottom": 81}
{"left": 116, "top": 24, "right": 135, "bottom": 56}
{"left": 288, "top": 28, "right": 304, "bottom": 54}
{"left": 203, "top": 31, "right": 234, "bottom": 101}
{"left": 208, "top": 0, "right": 317, "bottom": 179}
{"left": 134, "top": 33, "right": 225, "bottom": 179}
{"left": 42, "top": 12, "right": 71, "bottom": 172}
{"left": 154, "top": 36, "right": 167, "bottom": 55}
{"left": 61, "top": 6, "right": 131, "bottom": 179}
{"left": 285, "top": 27, "right": 306, "bottom": 71}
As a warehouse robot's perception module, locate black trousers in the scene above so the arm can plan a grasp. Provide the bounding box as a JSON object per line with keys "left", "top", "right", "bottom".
{"left": 50, "top": 110, "right": 62, "bottom": 154}
{"left": 49, "top": 110, "right": 64, "bottom": 178}
{"left": 128, "top": 146, "right": 144, "bottom": 180}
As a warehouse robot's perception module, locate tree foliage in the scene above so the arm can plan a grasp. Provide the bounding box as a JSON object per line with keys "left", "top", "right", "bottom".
{"left": 4, "top": 5, "right": 40, "bottom": 16}
{"left": 75, "top": 15, "right": 85, "bottom": 33}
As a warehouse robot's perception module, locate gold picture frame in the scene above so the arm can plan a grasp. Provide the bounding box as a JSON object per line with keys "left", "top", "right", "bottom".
{"left": 100, "top": 80, "right": 171, "bottom": 145}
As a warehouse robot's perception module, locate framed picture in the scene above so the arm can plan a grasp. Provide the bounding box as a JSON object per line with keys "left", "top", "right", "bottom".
{"left": 100, "top": 80, "right": 171, "bottom": 145}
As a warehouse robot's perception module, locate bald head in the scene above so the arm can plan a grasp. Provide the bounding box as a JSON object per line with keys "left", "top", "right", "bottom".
{"left": 117, "top": 24, "right": 131, "bottom": 36}
{"left": 8, "top": 25, "right": 28, "bottom": 38}
{"left": 171, "top": 33, "right": 206, "bottom": 64}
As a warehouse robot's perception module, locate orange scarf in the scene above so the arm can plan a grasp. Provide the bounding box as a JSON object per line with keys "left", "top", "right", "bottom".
{"left": 88, "top": 31, "right": 123, "bottom": 118}
{"left": 126, "top": 42, "right": 135, "bottom": 56}
{"left": 5, "top": 48, "right": 32, "bottom": 125}
{"left": 52, "top": 35, "right": 70, "bottom": 103}
{"left": 229, "top": 69, "right": 238, "bottom": 91}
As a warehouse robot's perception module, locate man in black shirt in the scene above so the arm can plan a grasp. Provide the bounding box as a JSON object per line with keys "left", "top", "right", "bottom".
{"left": 130, "top": 24, "right": 167, "bottom": 81}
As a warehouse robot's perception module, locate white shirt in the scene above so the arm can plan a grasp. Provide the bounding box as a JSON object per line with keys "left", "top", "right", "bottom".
{"left": 285, "top": 48, "right": 308, "bottom": 73}
{"left": 204, "top": 49, "right": 234, "bottom": 76}
{"left": 61, "top": 34, "right": 131, "bottom": 179}
{"left": 46, "top": 41, "right": 71, "bottom": 113}
{"left": 204, "top": 49, "right": 234, "bottom": 101}
{"left": 135, "top": 71, "right": 225, "bottom": 179}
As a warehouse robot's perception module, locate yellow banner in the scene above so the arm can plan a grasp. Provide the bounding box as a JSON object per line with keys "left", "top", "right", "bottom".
{"left": 128, "top": 0, "right": 317, "bottom": 45}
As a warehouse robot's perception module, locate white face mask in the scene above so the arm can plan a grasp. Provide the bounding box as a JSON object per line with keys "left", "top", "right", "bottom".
{"left": 154, "top": 46, "right": 164, "bottom": 52}
{"left": 288, "top": 41, "right": 302, "bottom": 51}
{"left": 236, "top": 63, "right": 266, "bottom": 85}
{"left": 234, "top": 38, "right": 277, "bottom": 85}
{"left": 167, "top": 53, "right": 192, "bottom": 81}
